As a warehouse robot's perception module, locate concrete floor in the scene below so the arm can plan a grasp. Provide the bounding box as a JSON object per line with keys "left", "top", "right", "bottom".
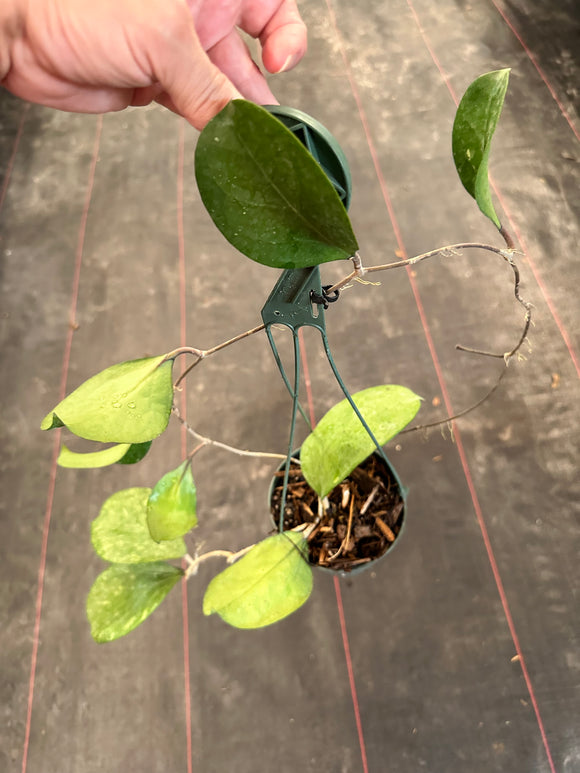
{"left": 1, "top": 0, "right": 579, "bottom": 771}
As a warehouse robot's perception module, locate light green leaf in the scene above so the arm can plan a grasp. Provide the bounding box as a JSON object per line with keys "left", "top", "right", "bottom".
{"left": 195, "top": 100, "right": 359, "bottom": 269}
{"left": 91, "top": 488, "right": 186, "bottom": 563}
{"left": 58, "top": 443, "right": 131, "bottom": 469}
{"left": 87, "top": 562, "right": 183, "bottom": 643}
{"left": 452, "top": 69, "right": 510, "bottom": 229}
{"left": 40, "top": 356, "right": 174, "bottom": 444}
{"left": 301, "top": 385, "right": 421, "bottom": 498}
{"left": 58, "top": 440, "right": 153, "bottom": 468}
{"left": 147, "top": 461, "right": 198, "bottom": 542}
{"left": 203, "top": 532, "right": 312, "bottom": 629}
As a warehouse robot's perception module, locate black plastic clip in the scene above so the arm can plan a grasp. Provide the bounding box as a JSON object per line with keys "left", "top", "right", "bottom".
{"left": 310, "top": 285, "right": 340, "bottom": 310}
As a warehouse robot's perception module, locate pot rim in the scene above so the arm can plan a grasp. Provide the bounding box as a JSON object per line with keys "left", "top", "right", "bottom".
{"left": 268, "top": 447, "right": 407, "bottom": 576}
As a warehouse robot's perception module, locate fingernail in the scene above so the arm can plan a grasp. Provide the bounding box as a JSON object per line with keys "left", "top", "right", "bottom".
{"left": 274, "top": 54, "right": 296, "bottom": 74}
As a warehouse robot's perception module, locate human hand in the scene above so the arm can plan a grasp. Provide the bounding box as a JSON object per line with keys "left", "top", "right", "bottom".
{"left": 1, "top": 0, "right": 307, "bottom": 129}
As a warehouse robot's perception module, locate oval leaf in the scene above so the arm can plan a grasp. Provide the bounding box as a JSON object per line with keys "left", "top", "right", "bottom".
{"left": 87, "top": 562, "right": 183, "bottom": 643}
{"left": 195, "top": 100, "right": 359, "bottom": 269}
{"left": 58, "top": 442, "right": 131, "bottom": 469}
{"left": 203, "top": 532, "right": 312, "bottom": 629}
{"left": 301, "top": 385, "right": 421, "bottom": 498}
{"left": 147, "top": 461, "right": 198, "bottom": 542}
{"left": 91, "top": 488, "right": 186, "bottom": 563}
{"left": 452, "top": 69, "right": 510, "bottom": 229}
{"left": 40, "top": 356, "right": 174, "bottom": 444}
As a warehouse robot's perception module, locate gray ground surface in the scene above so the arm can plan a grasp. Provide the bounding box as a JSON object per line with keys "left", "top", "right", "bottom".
{"left": 1, "top": 0, "right": 579, "bottom": 771}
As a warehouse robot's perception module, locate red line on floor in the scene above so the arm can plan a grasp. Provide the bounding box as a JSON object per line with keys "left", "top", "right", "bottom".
{"left": 297, "top": 327, "right": 369, "bottom": 772}
{"left": 334, "top": 576, "right": 370, "bottom": 773}
{"left": 404, "top": 0, "right": 457, "bottom": 99}
{"left": 181, "top": 578, "right": 192, "bottom": 773}
{"left": 489, "top": 0, "right": 580, "bottom": 142}
{"left": 0, "top": 102, "right": 30, "bottom": 215}
{"left": 325, "top": 2, "right": 557, "bottom": 771}
{"left": 21, "top": 115, "right": 103, "bottom": 773}
{"left": 451, "top": 434, "right": 557, "bottom": 773}
{"left": 177, "top": 118, "right": 193, "bottom": 773}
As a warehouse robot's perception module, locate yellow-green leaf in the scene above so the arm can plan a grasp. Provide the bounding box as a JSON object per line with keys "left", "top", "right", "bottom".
{"left": 58, "top": 443, "right": 131, "bottom": 469}
{"left": 301, "top": 385, "right": 421, "bottom": 498}
{"left": 91, "top": 488, "right": 186, "bottom": 564}
{"left": 87, "top": 563, "right": 183, "bottom": 643}
{"left": 57, "top": 440, "right": 152, "bottom": 468}
{"left": 147, "top": 461, "right": 197, "bottom": 542}
{"left": 41, "top": 356, "right": 174, "bottom": 444}
{"left": 203, "top": 532, "right": 312, "bottom": 629}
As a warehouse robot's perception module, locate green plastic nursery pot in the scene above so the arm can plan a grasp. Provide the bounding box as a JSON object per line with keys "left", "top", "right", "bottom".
{"left": 269, "top": 449, "right": 407, "bottom": 576}
{"left": 264, "top": 105, "right": 352, "bottom": 210}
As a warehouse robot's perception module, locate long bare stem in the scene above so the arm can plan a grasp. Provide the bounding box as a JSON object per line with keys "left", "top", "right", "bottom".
{"left": 184, "top": 550, "right": 234, "bottom": 579}
{"left": 327, "top": 242, "right": 514, "bottom": 295}
{"left": 174, "top": 323, "right": 266, "bottom": 388}
{"left": 203, "top": 323, "right": 266, "bottom": 357}
{"left": 330, "top": 242, "right": 530, "bottom": 361}
{"left": 164, "top": 345, "right": 204, "bottom": 360}
{"left": 401, "top": 367, "right": 509, "bottom": 436}
{"left": 172, "top": 405, "right": 293, "bottom": 462}
{"left": 399, "top": 228, "right": 529, "bottom": 435}
{"left": 455, "top": 247, "right": 532, "bottom": 360}
{"left": 329, "top": 230, "right": 531, "bottom": 436}
{"left": 500, "top": 226, "right": 515, "bottom": 250}
{"left": 184, "top": 543, "right": 257, "bottom": 579}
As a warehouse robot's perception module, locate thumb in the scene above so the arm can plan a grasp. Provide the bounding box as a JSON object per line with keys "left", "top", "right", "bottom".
{"left": 150, "top": 9, "right": 242, "bottom": 130}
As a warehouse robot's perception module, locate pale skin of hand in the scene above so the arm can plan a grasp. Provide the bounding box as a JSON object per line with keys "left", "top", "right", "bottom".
{"left": 0, "top": 0, "right": 307, "bottom": 129}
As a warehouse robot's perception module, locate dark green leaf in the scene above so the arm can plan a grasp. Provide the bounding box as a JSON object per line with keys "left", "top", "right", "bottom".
{"left": 301, "top": 385, "right": 421, "bottom": 498}
{"left": 117, "top": 441, "right": 153, "bottom": 465}
{"left": 203, "top": 532, "right": 312, "bottom": 629}
{"left": 91, "top": 488, "right": 186, "bottom": 563}
{"left": 87, "top": 562, "right": 183, "bottom": 643}
{"left": 452, "top": 69, "right": 510, "bottom": 228}
{"left": 40, "top": 356, "right": 174, "bottom": 444}
{"left": 147, "top": 461, "right": 198, "bottom": 542}
{"left": 41, "top": 413, "right": 65, "bottom": 430}
{"left": 195, "top": 100, "right": 359, "bottom": 269}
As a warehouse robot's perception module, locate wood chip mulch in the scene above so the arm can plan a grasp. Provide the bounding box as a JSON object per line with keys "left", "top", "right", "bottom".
{"left": 271, "top": 453, "right": 405, "bottom": 573}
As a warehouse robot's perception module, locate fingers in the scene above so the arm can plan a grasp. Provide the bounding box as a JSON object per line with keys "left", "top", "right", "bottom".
{"left": 131, "top": 83, "right": 165, "bottom": 107}
{"left": 149, "top": 4, "right": 241, "bottom": 130}
{"left": 240, "top": 0, "right": 307, "bottom": 74}
{"left": 1, "top": 66, "right": 136, "bottom": 113}
{"left": 207, "top": 31, "right": 277, "bottom": 105}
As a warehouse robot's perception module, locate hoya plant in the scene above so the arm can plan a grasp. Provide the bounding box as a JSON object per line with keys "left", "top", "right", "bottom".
{"left": 41, "top": 69, "right": 530, "bottom": 640}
